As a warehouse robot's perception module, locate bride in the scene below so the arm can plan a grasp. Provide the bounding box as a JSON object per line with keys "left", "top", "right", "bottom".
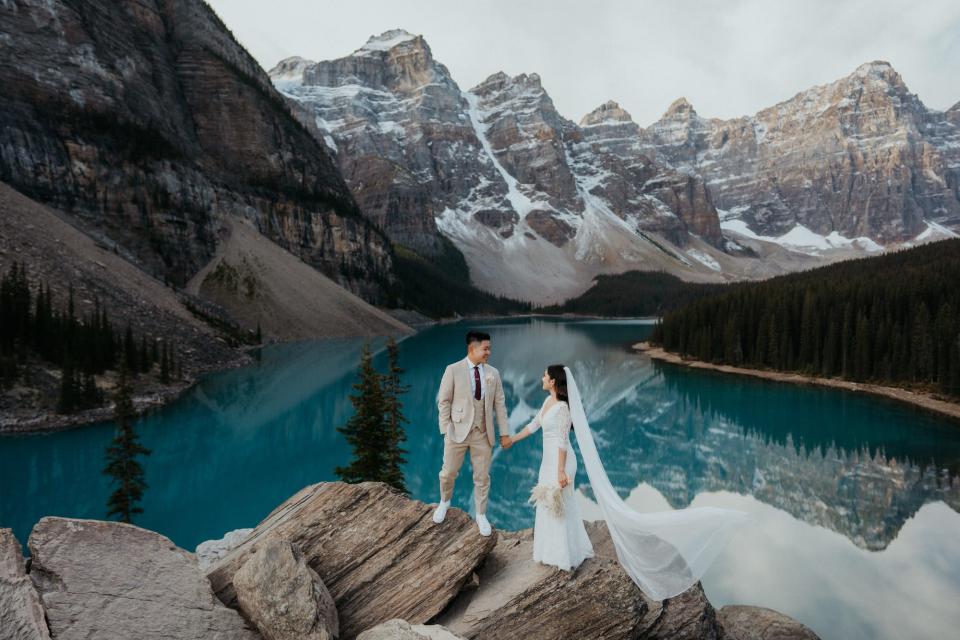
{"left": 508, "top": 364, "right": 751, "bottom": 600}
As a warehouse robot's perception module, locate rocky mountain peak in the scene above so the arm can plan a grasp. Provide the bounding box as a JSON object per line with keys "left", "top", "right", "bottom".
{"left": 354, "top": 29, "right": 420, "bottom": 56}
{"left": 268, "top": 56, "right": 314, "bottom": 83}
{"left": 472, "top": 71, "right": 543, "bottom": 96}
{"left": 851, "top": 60, "right": 902, "bottom": 83}
{"left": 580, "top": 100, "right": 634, "bottom": 127}
{"left": 662, "top": 97, "right": 697, "bottom": 119}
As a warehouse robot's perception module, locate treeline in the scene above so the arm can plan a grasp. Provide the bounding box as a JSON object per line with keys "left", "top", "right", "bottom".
{"left": 545, "top": 271, "right": 729, "bottom": 316}
{"left": 0, "top": 262, "right": 183, "bottom": 413}
{"left": 650, "top": 239, "right": 960, "bottom": 398}
{"left": 391, "top": 239, "right": 531, "bottom": 318}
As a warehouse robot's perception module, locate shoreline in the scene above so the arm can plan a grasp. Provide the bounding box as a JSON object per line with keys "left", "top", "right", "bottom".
{"left": 0, "top": 351, "right": 256, "bottom": 436}
{"left": 2, "top": 314, "right": 654, "bottom": 436}
{"left": 634, "top": 342, "right": 960, "bottom": 422}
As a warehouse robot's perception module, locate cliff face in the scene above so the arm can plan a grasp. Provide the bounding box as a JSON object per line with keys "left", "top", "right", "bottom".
{"left": 639, "top": 62, "right": 960, "bottom": 243}
{"left": 0, "top": 0, "right": 393, "bottom": 302}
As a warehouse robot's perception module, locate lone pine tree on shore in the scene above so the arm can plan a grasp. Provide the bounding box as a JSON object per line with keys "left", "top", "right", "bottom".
{"left": 103, "top": 362, "right": 151, "bottom": 523}
{"left": 382, "top": 337, "right": 410, "bottom": 494}
{"left": 335, "top": 340, "right": 409, "bottom": 493}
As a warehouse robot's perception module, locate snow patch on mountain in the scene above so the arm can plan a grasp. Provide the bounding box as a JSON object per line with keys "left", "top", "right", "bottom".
{"left": 721, "top": 219, "right": 886, "bottom": 255}
{"left": 355, "top": 29, "right": 417, "bottom": 55}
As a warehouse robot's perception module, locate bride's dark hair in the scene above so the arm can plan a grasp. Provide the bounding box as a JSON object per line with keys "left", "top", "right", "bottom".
{"left": 547, "top": 364, "right": 573, "bottom": 431}
{"left": 546, "top": 364, "right": 568, "bottom": 402}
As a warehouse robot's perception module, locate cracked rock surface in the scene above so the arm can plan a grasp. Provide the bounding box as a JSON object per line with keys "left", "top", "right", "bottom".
{"left": 207, "top": 482, "right": 495, "bottom": 640}
{"left": 27, "top": 517, "right": 259, "bottom": 640}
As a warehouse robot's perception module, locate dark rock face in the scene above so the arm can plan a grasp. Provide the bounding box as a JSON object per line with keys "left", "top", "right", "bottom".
{"left": 575, "top": 100, "right": 723, "bottom": 247}
{"left": 0, "top": 0, "right": 393, "bottom": 302}
{"left": 271, "top": 30, "right": 494, "bottom": 257}
{"left": 206, "top": 482, "right": 496, "bottom": 640}
{"left": 639, "top": 62, "right": 960, "bottom": 242}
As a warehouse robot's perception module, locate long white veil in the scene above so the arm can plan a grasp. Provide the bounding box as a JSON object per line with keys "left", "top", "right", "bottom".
{"left": 564, "top": 366, "right": 752, "bottom": 600}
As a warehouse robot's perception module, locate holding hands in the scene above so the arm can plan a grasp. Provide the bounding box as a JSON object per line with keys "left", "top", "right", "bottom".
{"left": 500, "top": 435, "right": 513, "bottom": 449}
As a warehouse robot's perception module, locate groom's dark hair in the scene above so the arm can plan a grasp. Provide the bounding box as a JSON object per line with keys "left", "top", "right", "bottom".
{"left": 465, "top": 330, "right": 491, "bottom": 346}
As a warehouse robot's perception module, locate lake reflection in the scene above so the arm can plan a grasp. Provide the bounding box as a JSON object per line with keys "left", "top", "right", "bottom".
{"left": 1, "top": 318, "right": 959, "bottom": 639}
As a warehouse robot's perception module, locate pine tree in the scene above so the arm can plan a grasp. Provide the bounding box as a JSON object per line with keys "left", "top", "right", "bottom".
{"left": 160, "top": 341, "right": 170, "bottom": 384}
{"left": 381, "top": 337, "right": 409, "bottom": 494}
{"left": 57, "top": 356, "right": 85, "bottom": 413}
{"left": 103, "top": 362, "right": 151, "bottom": 523}
{"left": 335, "top": 343, "right": 390, "bottom": 486}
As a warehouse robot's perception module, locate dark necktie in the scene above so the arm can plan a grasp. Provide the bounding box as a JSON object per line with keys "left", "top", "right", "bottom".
{"left": 473, "top": 365, "right": 481, "bottom": 401}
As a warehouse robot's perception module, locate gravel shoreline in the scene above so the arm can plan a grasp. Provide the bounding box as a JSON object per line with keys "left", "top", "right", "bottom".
{"left": 635, "top": 341, "right": 960, "bottom": 423}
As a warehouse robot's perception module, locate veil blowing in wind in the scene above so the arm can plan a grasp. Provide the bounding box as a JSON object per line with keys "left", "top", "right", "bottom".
{"left": 564, "top": 366, "right": 752, "bottom": 600}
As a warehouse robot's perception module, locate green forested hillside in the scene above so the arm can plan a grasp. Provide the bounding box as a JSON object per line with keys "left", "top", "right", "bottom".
{"left": 544, "top": 271, "right": 729, "bottom": 317}
{"left": 650, "top": 239, "right": 960, "bottom": 398}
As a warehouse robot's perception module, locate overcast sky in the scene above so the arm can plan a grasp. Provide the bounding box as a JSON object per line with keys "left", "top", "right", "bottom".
{"left": 207, "top": 0, "right": 960, "bottom": 126}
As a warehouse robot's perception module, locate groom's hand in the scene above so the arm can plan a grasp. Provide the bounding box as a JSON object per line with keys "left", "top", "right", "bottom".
{"left": 500, "top": 435, "right": 512, "bottom": 449}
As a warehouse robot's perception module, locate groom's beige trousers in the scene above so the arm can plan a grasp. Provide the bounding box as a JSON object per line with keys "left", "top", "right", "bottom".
{"left": 439, "top": 396, "right": 491, "bottom": 514}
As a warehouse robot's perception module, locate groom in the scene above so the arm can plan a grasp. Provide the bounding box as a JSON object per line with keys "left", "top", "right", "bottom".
{"left": 433, "top": 330, "right": 511, "bottom": 536}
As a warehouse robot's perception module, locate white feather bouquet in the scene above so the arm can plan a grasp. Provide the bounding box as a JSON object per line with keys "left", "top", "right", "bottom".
{"left": 529, "top": 483, "right": 565, "bottom": 517}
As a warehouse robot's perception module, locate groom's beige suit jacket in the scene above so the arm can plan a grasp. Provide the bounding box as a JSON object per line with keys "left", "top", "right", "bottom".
{"left": 437, "top": 359, "right": 509, "bottom": 446}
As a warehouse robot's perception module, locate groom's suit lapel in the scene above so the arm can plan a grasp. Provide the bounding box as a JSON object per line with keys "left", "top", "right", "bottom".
{"left": 460, "top": 359, "right": 472, "bottom": 398}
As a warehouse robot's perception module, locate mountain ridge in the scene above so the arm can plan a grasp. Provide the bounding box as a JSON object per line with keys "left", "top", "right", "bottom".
{"left": 270, "top": 30, "right": 959, "bottom": 303}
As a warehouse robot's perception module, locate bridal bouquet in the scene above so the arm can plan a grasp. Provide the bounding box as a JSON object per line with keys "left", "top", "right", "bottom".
{"left": 529, "top": 483, "right": 565, "bottom": 517}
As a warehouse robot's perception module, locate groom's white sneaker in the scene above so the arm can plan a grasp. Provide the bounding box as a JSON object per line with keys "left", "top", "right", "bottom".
{"left": 476, "top": 513, "right": 492, "bottom": 537}
{"left": 433, "top": 500, "right": 451, "bottom": 524}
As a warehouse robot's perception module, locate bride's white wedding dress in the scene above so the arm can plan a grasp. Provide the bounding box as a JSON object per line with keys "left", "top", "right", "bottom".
{"left": 524, "top": 397, "right": 594, "bottom": 571}
{"left": 524, "top": 367, "right": 752, "bottom": 601}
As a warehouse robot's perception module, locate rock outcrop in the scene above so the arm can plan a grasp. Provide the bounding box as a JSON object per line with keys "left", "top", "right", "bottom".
{"left": 8, "top": 482, "right": 818, "bottom": 640}
{"left": 234, "top": 538, "right": 339, "bottom": 640}
{"left": 719, "top": 605, "right": 820, "bottom": 640}
{"left": 0, "top": 528, "right": 51, "bottom": 640}
{"left": 357, "top": 619, "right": 464, "bottom": 640}
{"left": 436, "top": 522, "right": 721, "bottom": 640}
{"left": 0, "top": 0, "right": 394, "bottom": 303}
{"left": 206, "top": 482, "right": 496, "bottom": 639}
{"left": 26, "top": 517, "right": 258, "bottom": 639}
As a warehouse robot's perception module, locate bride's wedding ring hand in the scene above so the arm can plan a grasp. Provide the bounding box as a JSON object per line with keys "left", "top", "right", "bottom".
{"left": 558, "top": 471, "right": 569, "bottom": 488}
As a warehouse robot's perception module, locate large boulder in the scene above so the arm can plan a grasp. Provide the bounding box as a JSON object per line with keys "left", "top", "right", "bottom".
{"left": 718, "top": 605, "right": 821, "bottom": 640}
{"left": 207, "top": 482, "right": 496, "bottom": 639}
{"left": 196, "top": 527, "right": 254, "bottom": 570}
{"left": 27, "top": 517, "right": 259, "bottom": 640}
{"left": 436, "top": 522, "right": 721, "bottom": 640}
{"left": 586, "top": 521, "right": 720, "bottom": 639}
{"left": 234, "top": 538, "right": 338, "bottom": 640}
{"left": 0, "top": 528, "right": 51, "bottom": 640}
{"left": 357, "top": 619, "right": 464, "bottom": 640}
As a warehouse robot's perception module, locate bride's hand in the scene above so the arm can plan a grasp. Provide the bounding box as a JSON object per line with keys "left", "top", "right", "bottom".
{"left": 558, "top": 471, "right": 569, "bottom": 488}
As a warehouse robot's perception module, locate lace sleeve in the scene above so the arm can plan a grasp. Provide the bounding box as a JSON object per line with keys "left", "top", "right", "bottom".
{"left": 525, "top": 399, "right": 546, "bottom": 434}
{"left": 557, "top": 402, "right": 571, "bottom": 450}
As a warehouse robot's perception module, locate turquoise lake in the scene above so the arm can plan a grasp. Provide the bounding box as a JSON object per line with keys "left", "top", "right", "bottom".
{"left": 2, "top": 318, "right": 960, "bottom": 639}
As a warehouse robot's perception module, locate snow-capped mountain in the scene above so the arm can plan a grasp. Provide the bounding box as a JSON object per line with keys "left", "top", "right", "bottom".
{"left": 270, "top": 32, "right": 960, "bottom": 303}
{"left": 640, "top": 61, "right": 960, "bottom": 245}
